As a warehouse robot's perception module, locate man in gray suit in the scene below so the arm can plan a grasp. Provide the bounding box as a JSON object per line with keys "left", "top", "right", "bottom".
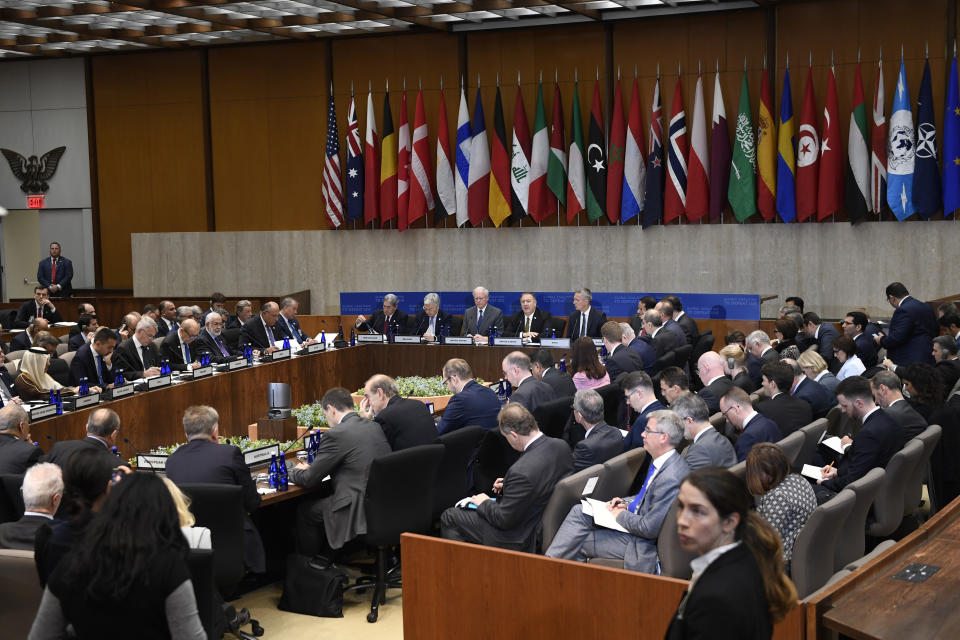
{"left": 503, "top": 351, "right": 556, "bottom": 413}
{"left": 291, "top": 387, "right": 391, "bottom": 555}
{"left": 870, "top": 370, "right": 927, "bottom": 446}
{"left": 0, "top": 462, "right": 61, "bottom": 550}
{"left": 571, "top": 389, "right": 623, "bottom": 470}
{"left": 461, "top": 286, "right": 504, "bottom": 342}
{"left": 671, "top": 392, "right": 737, "bottom": 470}
{"left": 545, "top": 410, "right": 690, "bottom": 573}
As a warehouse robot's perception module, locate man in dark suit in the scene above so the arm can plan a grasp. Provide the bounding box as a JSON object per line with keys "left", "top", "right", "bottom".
{"left": 571, "top": 389, "right": 623, "bottom": 470}
{"left": 843, "top": 311, "right": 879, "bottom": 369}
{"left": 290, "top": 387, "right": 391, "bottom": 555}
{"left": 721, "top": 387, "right": 783, "bottom": 462}
{"left": 565, "top": 288, "right": 607, "bottom": 339}
{"left": 0, "top": 461, "right": 62, "bottom": 550}
{"left": 546, "top": 409, "right": 689, "bottom": 573}
{"left": 877, "top": 282, "right": 939, "bottom": 366}
{"left": 10, "top": 317, "right": 47, "bottom": 352}
{"left": 42, "top": 408, "right": 121, "bottom": 467}
{"left": 662, "top": 294, "right": 700, "bottom": 346}
{"left": 227, "top": 299, "right": 254, "bottom": 331}
{"left": 436, "top": 358, "right": 502, "bottom": 435}
{"left": 932, "top": 335, "right": 960, "bottom": 392}
{"left": 68, "top": 314, "right": 99, "bottom": 352}
{"left": 756, "top": 361, "right": 814, "bottom": 437}
{"left": 113, "top": 317, "right": 163, "bottom": 381}
{"left": 657, "top": 300, "right": 689, "bottom": 345}
{"left": 160, "top": 319, "right": 202, "bottom": 372}
{"left": 816, "top": 376, "right": 904, "bottom": 502}
{"left": 801, "top": 312, "right": 840, "bottom": 370}
{"left": 16, "top": 286, "right": 63, "bottom": 328}
{"left": 359, "top": 374, "right": 438, "bottom": 451}
{"left": 37, "top": 242, "right": 72, "bottom": 298}
{"left": 461, "top": 286, "right": 505, "bottom": 339}
{"left": 192, "top": 313, "right": 240, "bottom": 364}
{"left": 166, "top": 405, "right": 265, "bottom": 573}
{"left": 442, "top": 403, "right": 573, "bottom": 552}
{"left": 629, "top": 296, "right": 657, "bottom": 336}
{"left": 530, "top": 349, "right": 576, "bottom": 399}
{"left": 695, "top": 351, "right": 735, "bottom": 414}
{"left": 601, "top": 321, "right": 644, "bottom": 383}
{"left": 672, "top": 393, "right": 737, "bottom": 469}
{"left": 69, "top": 327, "right": 117, "bottom": 388}
{"left": 502, "top": 351, "right": 556, "bottom": 414}
{"left": 0, "top": 352, "right": 20, "bottom": 405}
{"left": 622, "top": 371, "right": 667, "bottom": 451}
{"left": 642, "top": 310, "right": 682, "bottom": 362}
{"left": 412, "top": 292, "right": 454, "bottom": 341}
{"left": 784, "top": 358, "right": 837, "bottom": 419}
{"left": 870, "top": 370, "right": 927, "bottom": 446}
{"left": 504, "top": 292, "right": 551, "bottom": 339}
{"left": 746, "top": 330, "right": 781, "bottom": 388}
{"left": 659, "top": 367, "right": 691, "bottom": 407}
{"left": 355, "top": 293, "right": 409, "bottom": 335}
{"left": 0, "top": 405, "right": 42, "bottom": 474}
{"left": 155, "top": 300, "right": 179, "bottom": 338}
{"left": 239, "top": 302, "right": 282, "bottom": 353}
{"left": 274, "top": 297, "right": 318, "bottom": 348}
{"left": 621, "top": 323, "right": 656, "bottom": 373}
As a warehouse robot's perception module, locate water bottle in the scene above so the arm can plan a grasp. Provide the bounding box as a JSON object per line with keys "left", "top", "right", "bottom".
{"left": 282, "top": 336, "right": 290, "bottom": 350}
{"left": 386, "top": 321, "right": 394, "bottom": 344}
{"left": 505, "top": 380, "right": 512, "bottom": 399}
{"left": 114, "top": 369, "right": 124, "bottom": 387}
{"left": 599, "top": 343, "right": 608, "bottom": 360}
{"left": 55, "top": 390, "right": 62, "bottom": 415}
{"left": 305, "top": 434, "right": 315, "bottom": 464}
{"left": 350, "top": 327, "right": 356, "bottom": 347}
{"left": 49, "top": 389, "right": 56, "bottom": 405}
{"left": 268, "top": 455, "right": 278, "bottom": 489}
{"left": 488, "top": 326, "right": 495, "bottom": 347}
{"left": 279, "top": 461, "right": 289, "bottom": 491}
{"left": 78, "top": 376, "right": 88, "bottom": 396}
{"left": 245, "top": 344, "right": 254, "bottom": 365}
{"left": 160, "top": 359, "right": 169, "bottom": 376}
{"left": 311, "top": 430, "right": 321, "bottom": 457}
{"left": 425, "top": 401, "right": 434, "bottom": 415}
{"left": 559, "top": 357, "right": 566, "bottom": 372}
{"left": 320, "top": 332, "right": 327, "bottom": 347}
{"left": 338, "top": 323, "right": 344, "bottom": 341}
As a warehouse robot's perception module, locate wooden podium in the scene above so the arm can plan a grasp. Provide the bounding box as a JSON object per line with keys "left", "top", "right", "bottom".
{"left": 254, "top": 415, "right": 298, "bottom": 442}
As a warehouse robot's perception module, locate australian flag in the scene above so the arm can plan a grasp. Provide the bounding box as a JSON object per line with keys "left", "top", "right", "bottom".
{"left": 914, "top": 58, "right": 941, "bottom": 218}
{"left": 345, "top": 96, "right": 364, "bottom": 222}
{"left": 643, "top": 77, "right": 664, "bottom": 229}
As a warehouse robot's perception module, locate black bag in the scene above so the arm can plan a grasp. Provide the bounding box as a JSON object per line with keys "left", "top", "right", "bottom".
{"left": 278, "top": 554, "right": 348, "bottom": 618}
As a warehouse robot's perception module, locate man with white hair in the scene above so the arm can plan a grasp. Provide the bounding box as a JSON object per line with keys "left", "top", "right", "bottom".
{"left": 0, "top": 462, "right": 62, "bottom": 549}
{"left": 462, "top": 286, "right": 504, "bottom": 340}
{"left": 412, "top": 293, "right": 453, "bottom": 342}
{"left": 566, "top": 288, "right": 607, "bottom": 339}
{"left": 620, "top": 322, "right": 656, "bottom": 372}
{"left": 746, "top": 329, "right": 780, "bottom": 388}
{"left": 571, "top": 389, "right": 623, "bottom": 470}
{"left": 0, "top": 404, "right": 40, "bottom": 473}
{"left": 113, "top": 316, "right": 162, "bottom": 380}
{"left": 194, "top": 311, "right": 241, "bottom": 363}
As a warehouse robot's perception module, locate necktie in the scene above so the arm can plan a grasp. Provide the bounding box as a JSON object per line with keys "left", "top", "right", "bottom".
{"left": 51, "top": 258, "right": 56, "bottom": 284}
{"left": 429, "top": 316, "right": 436, "bottom": 334}
{"left": 628, "top": 463, "right": 658, "bottom": 513}
{"left": 477, "top": 308, "right": 484, "bottom": 331}
{"left": 214, "top": 335, "right": 229, "bottom": 357}
{"left": 265, "top": 323, "right": 275, "bottom": 345}
{"left": 580, "top": 312, "right": 587, "bottom": 338}
{"left": 96, "top": 354, "right": 105, "bottom": 385}
{"left": 286, "top": 318, "right": 300, "bottom": 343}
{"left": 524, "top": 316, "right": 531, "bottom": 334}
{"left": 140, "top": 345, "right": 150, "bottom": 369}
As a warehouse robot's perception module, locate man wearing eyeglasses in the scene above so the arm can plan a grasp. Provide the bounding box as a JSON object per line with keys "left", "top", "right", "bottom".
{"left": 193, "top": 312, "right": 240, "bottom": 364}
{"left": 720, "top": 386, "right": 782, "bottom": 462}
{"left": 412, "top": 293, "right": 453, "bottom": 342}
{"left": 621, "top": 371, "right": 666, "bottom": 452}
{"left": 159, "top": 318, "right": 201, "bottom": 371}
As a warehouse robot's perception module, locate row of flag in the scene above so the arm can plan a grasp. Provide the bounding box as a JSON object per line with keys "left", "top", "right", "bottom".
{"left": 320, "top": 54, "right": 960, "bottom": 229}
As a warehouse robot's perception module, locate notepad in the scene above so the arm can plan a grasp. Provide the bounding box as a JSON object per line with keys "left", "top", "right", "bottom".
{"left": 582, "top": 476, "right": 598, "bottom": 496}
{"left": 582, "top": 498, "right": 628, "bottom": 533}
{"left": 801, "top": 464, "right": 824, "bottom": 481}
{"left": 820, "top": 436, "right": 850, "bottom": 455}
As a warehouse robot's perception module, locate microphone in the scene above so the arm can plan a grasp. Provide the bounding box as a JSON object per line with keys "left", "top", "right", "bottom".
{"left": 282, "top": 428, "right": 320, "bottom": 453}
{"left": 414, "top": 314, "right": 426, "bottom": 337}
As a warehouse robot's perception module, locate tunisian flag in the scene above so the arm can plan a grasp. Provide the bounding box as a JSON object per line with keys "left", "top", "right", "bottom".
{"left": 795, "top": 66, "right": 819, "bottom": 221}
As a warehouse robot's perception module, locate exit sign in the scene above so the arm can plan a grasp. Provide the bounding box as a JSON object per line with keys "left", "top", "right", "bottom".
{"left": 26, "top": 195, "right": 45, "bottom": 209}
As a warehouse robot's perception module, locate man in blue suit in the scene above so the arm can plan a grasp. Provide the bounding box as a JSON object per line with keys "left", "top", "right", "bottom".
{"left": 436, "top": 358, "right": 502, "bottom": 435}
{"left": 621, "top": 323, "right": 656, "bottom": 372}
{"left": 37, "top": 242, "right": 72, "bottom": 298}
{"left": 802, "top": 312, "right": 840, "bottom": 370}
{"left": 721, "top": 386, "right": 783, "bottom": 462}
{"left": 69, "top": 327, "right": 117, "bottom": 388}
{"left": 843, "top": 311, "right": 879, "bottom": 369}
{"left": 876, "top": 282, "right": 938, "bottom": 366}
{"left": 621, "top": 371, "right": 666, "bottom": 451}
{"left": 784, "top": 358, "right": 837, "bottom": 419}
{"left": 571, "top": 389, "right": 623, "bottom": 470}
{"left": 274, "top": 297, "right": 318, "bottom": 348}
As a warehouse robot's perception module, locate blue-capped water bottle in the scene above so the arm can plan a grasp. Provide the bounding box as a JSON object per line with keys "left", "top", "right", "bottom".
{"left": 268, "top": 454, "right": 278, "bottom": 489}
{"left": 78, "top": 376, "right": 88, "bottom": 396}
{"left": 320, "top": 332, "right": 326, "bottom": 347}
{"left": 114, "top": 369, "right": 124, "bottom": 387}
{"left": 49, "top": 389, "right": 56, "bottom": 405}
{"left": 279, "top": 460, "right": 289, "bottom": 491}
{"left": 505, "top": 380, "right": 512, "bottom": 399}
{"left": 350, "top": 327, "right": 356, "bottom": 347}
{"left": 305, "top": 433, "right": 315, "bottom": 463}
{"left": 559, "top": 357, "right": 566, "bottom": 372}
{"left": 55, "top": 390, "right": 62, "bottom": 415}
{"left": 282, "top": 335, "right": 290, "bottom": 350}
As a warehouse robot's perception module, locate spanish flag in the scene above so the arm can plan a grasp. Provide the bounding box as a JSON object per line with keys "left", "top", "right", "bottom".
{"left": 757, "top": 65, "right": 777, "bottom": 221}
{"left": 380, "top": 89, "right": 397, "bottom": 224}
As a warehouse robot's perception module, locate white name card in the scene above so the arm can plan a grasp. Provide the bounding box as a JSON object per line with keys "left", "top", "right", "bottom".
{"left": 67, "top": 393, "right": 101, "bottom": 410}
{"left": 136, "top": 454, "right": 168, "bottom": 472}
{"left": 228, "top": 358, "right": 248, "bottom": 371}
{"left": 443, "top": 336, "right": 473, "bottom": 345}
{"left": 394, "top": 335, "right": 421, "bottom": 344}
{"left": 245, "top": 443, "right": 281, "bottom": 468}
{"left": 270, "top": 349, "right": 291, "bottom": 361}
{"left": 191, "top": 366, "right": 214, "bottom": 380}
{"left": 592, "top": 338, "right": 604, "bottom": 348}
{"left": 111, "top": 383, "right": 135, "bottom": 399}
{"left": 540, "top": 338, "right": 571, "bottom": 349}
{"left": 147, "top": 375, "right": 171, "bottom": 390}
{"left": 357, "top": 334, "right": 385, "bottom": 343}
{"left": 29, "top": 404, "right": 58, "bottom": 422}
{"left": 304, "top": 342, "right": 326, "bottom": 353}
{"left": 493, "top": 337, "right": 523, "bottom": 347}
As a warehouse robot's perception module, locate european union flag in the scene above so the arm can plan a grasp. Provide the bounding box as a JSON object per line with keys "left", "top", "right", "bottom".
{"left": 776, "top": 67, "right": 797, "bottom": 222}
{"left": 886, "top": 59, "right": 915, "bottom": 220}
{"left": 914, "top": 58, "right": 940, "bottom": 218}
{"left": 943, "top": 55, "right": 960, "bottom": 215}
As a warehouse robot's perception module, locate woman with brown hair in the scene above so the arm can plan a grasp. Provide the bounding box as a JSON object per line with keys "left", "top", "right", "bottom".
{"left": 666, "top": 467, "right": 797, "bottom": 640}
{"left": 773, "top": 317, "right": 801, "bottom": 361}
{"left": 569, "top": 337, "right": 609, "bottom": 391}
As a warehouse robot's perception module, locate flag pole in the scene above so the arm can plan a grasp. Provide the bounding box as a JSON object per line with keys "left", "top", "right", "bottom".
{"left": 636, "top": 64, "right": 640, "bottom": 227}
{"left": 385, "top": 77, "right": 391, "bottom": 230}
{"left": 555, "top": 67, "right": 560, "bottom": 226}
{"left": 596, "top": 65, "right": 600, "bottom": 227}
{"left": 477, "top": 72, "right": 483, "bottom": 229}
{"left": 539, "top": 69, "right": 544, "bottom": 228}
{"left": 351, "top": 80, "right": 357, "bottom": 230}
{"left": 518, "top": 71, "right": 523, "bottom": 229}
{"left": 831, "top": 50, "right": 836, "bottom": 223}
{"left": 369, "top": 80, "right": 374, "bottom": 230}
{"left": 576, "top": 67, "right": 580, "bottom": 227}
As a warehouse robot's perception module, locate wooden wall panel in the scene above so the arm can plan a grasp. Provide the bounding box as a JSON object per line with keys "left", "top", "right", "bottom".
{"left": 208, "top": 42, "right": 329, "bottom": 232}
{"left": 93, "top": 50, "right": 208, "bottom": 290}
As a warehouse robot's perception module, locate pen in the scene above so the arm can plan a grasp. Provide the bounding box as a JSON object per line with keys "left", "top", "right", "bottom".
{"left": 826, "top": 460, "right": 835, "bottom": 473}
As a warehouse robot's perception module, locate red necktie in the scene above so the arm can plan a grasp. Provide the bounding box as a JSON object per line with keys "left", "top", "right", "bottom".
{"left": 51, "top": 258, "right": 56, "bottom": 283}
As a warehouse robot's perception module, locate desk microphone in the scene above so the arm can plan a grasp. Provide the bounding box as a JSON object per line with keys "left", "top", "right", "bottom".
{"left": 282, "top": 429, "right": 319, "bottom": 453}
{"left": 414, "top": 315, "right": 426, "bottom": 337}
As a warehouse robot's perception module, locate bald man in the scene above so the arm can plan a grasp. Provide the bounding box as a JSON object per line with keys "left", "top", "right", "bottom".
{"left": 159, "top": 318, "right": 202, "bottom": 371}
{"left": 696, "top": 351, "right": 735, "bottom": 415}
{"left": 239, "top": 301, "right": 281, "bottom": 354}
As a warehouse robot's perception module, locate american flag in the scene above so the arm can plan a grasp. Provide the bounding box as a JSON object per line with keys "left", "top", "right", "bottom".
{"left": 322, "top": 93, "right": 344, "bottom": 228}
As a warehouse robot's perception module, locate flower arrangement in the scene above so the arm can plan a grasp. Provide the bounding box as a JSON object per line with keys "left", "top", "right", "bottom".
{"left": 129, "top": 436, "right": 297, "bottom": 467}
{"left": 355, "top": 375, "right": 454, "bottom": 398}
{"left": 292, "top": 403, "right": 331, "bottom": 428}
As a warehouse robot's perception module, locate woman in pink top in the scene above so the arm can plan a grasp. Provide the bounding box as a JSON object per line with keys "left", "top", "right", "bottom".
{"left": 570, "top": 337, "right": 610, "bottom": 390}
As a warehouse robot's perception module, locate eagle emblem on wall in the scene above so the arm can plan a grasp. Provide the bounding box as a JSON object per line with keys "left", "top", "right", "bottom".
{"left": 0, "top": 146, "right": 67, "bottom": 194}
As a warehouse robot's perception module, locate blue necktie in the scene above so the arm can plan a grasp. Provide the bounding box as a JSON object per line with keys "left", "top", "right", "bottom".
{"left": 628, "top": 463, "right": 657, "bottom": 513}
{"left": 96, "top": 354, "right": 105, "bottom": 385}
{"left": 287, "top": 318, "right": 301, "bottom": 344}
{"left": 183, "top": 342, "right": 190, "bottom": 363}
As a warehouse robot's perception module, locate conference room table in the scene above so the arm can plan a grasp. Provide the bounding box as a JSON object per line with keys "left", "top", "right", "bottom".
{"left": 26, "top": 342, "right": 531, "bottom": 460}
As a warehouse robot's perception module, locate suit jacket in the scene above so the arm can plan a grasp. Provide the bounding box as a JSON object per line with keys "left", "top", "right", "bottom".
{"left": 0, "top": 514, "right": 51, "bottom": 550}
{"left": 747, "top": 347, "right": 780, "bottom": 388}
{"left": 411, "top": 309, "right": 454, "bottom": 337}
{"left": 15, "top": 301, "right": 62, "bottom": 327}
{"left": 881, "top": 296, "right": 938, "bottom": 365}
{"left": 436, "top": 380, "right": 502, "bottom": 435}
{"left": 815, "top": 371, "right": 840, "bottom": 394}
{"left": 623, "top": 400, "right": 667, "bottom": 451}
{"left": 604, "top": 344, "right": 645, "bottom": 382}
{"left": 698, "top": 376, "right": 735, "bottom": 415}
{"left": 374, "top": 395, "right": 439, "bottom": 451}
{"left": 41, "top": 436, "right": 118, "bottom": 468}
{"left": 735, "top": 413, "right": 783, "bottom": 461}
{"left": 565, "top": 308, "right": 608, "bottom": 339}
{"left": 504, "top": 309, "right": 551, "bottom": 337}
{"left": 112, "top": 337, "right": 161, "bottom": 380}
{"left": 683, "top": 427, "right": 738, "bottom": 470}
{"left": 756, "top": 393, "right": 813, "bottom": 437}
{"left": 69, "top": 344, "right": 114, "bottom": 387}
{"left": 509, "top": 376, "right": 556, "bottom": 414}
{"left": 665, "top": 543, "right": 772, "bottom": 640}
{"left": 0, "top": 368, "right": 18, "bottom": 399}
{"left": 541, "top": 367, "right": 577, "bottom": 399}
{"left": 572, "top": 422, "right": 624, "bottom": 471}
{"left": 823, "top": 408, "right": 902, "bottom": 492}
{"left": 225, "top": 315, "right": 242, "bottom": 331}
{"left": 289, "top": 413, "right": 392, "bottom": 550}
{"left": 663, "top": 319, "right": 688, "bottom": 345}
{"left": 461, "top": 304, "right": 505, "bottom": 336}
{"left": 0, "top": 432, "right": 43, "bottom": 474}
{"left": 884, "top": 399, "right": 928, "bottom": 446}
{"left": 46, "top": 357, "right": 70, "bottom": 387}
{"left": 165, "top": 438, "right": 265, "bottom": 573}
{"left": 474, "top": 434, "right": 573, "bottom": 550}
{"left": 792, "top": 376, "right": 838, "bottom": 419}
{"left": 159, "top": 330, "right": 195, "bottom": 372}
{"left": 675, "top": 312, "right": 700, "bottom": 346}
{"left": 67, "top": 332, "right": 87, "bottom": 352}
{"left": 615, "top": 451, "right": 690, "bottom": 573}
{"left": 652, "top": 327, "right": 683, "bottom": 359}
{"left": 357, "top": 309, "right": 409, "bottom": 335}
{"left": 37, "top": 256, "right": 73, "bottom": 297}
{"left": 192, "top": 328, "right": 239, "bottom": 364}
{"left": 935, "top": 359, "right": 960, "bottom": 393}
{"left": 627, "top": 338, "right": 657, "bottom": 372}
{"left": 853, "top": 332, "right": 879, "bottom": 369}
{"left": 732, "top": 371, "right": 756, "bottom": 394}
{"left": 9, "top": 331, "right": 32, "bottom": 352}
{"left": 239, "top": 316, "right": 279, "bottom": 350}
{"left": 275, "top": 314, "right": 309, "bottom": 344}
{"left": 155, "top": 318, "right": 177, "bottom": 338}
{"left": 813, "top": 323, "right": 841, "bottom": 365}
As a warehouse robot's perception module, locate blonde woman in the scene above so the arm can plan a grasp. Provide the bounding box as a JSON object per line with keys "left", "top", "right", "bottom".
{"left": 796, "top": 350, "right": 839, "bottom": 394}
{"left": 162, "top": 477, "right": 212, "bottom": 550}
{"left": 718, "top": 344, "right": 755, "bottom": 394}
{"left": 14, "top": 347, "right": 81, "bottom": 402}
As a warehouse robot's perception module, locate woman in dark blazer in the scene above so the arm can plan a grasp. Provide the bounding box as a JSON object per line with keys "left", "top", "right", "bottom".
{"left": 665, "top": 467, "right": 797, "bottom": 640}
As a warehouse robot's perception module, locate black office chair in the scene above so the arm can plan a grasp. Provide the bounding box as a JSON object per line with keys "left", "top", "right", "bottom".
{"left": 594, "top": 383, "right": 626, "bottom": 429}
{"left": 533, "top": 396, "right": 575, "bottom": 439}
{"left": 650, "top": 350, "right": 674, "bottom": 376}
{"left": 222, "top": 327, "right": 242, "bottom": 350}
{"left": 346, "top": 444, "right": 444, "bottom": 622}
{"left": 673, "top": 344, "right": 693, "bottom": 369}
{"left": 177, "top": 483, "right": 246, "bottom": 600}
{"left": 472, "top": 428, "right": 521, "bottom": 494}
{"left": 544, "top": 317, "right": 567, "bottom": 338}
{"left": 448, "top": 316, "right": 464, "bottom": 336}
{"left": 434, "top": 426, "right": 484, "bottom": 518}
{"left": 689, "top": 331, "right": 714, "bottom": 370}
{"left": 187, "top": 549, "right": 220, "bottom": 639}
{"left": 0, "top": 474, "right": 25, "bottom": 522}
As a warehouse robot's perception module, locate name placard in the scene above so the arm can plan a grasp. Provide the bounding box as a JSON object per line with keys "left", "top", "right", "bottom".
{"left": 245, "top": 443, "right": 281, "bottom": 468}
{"left": 136, "top": 454, "right": 168, "bottom": 473}
{"left": 357, "top": 334, "right": 385, "bottom": 343}
{"left": 443, "top": 336, "right": 473, "bottom": 345}
{"left": 147, "top": 375, "right": 171, "bottom": 390}
{"left": 191, "top": 366, "right": 214, "bottom": 380}
{"left": 493, "top": 337, "right": 523, "bottom": 347}
{"left": 592, "top": 338, "right": 604, "bottom": 348}
{"left": 228, "top": 358, "right": 249, "bottom": 371}
{"left": 110, "top": 383, "right": 135, "bottom": 399}
{"left": 63, "top": 393, "right": 100, "bottom": 411}
{"left": 394, "top": 335, "right": 421, "bottom": 344}
{"left": 304, "top": 342, "right": 326, "bottom": 353}
{"left": 29, "top": 404, "right": 58, "bottom": 422}
{"left": 269, "top": 348, "right": 291, "bottom": 361}
{"left": 540, "top": 338, "right": 571, "bottom": 349}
